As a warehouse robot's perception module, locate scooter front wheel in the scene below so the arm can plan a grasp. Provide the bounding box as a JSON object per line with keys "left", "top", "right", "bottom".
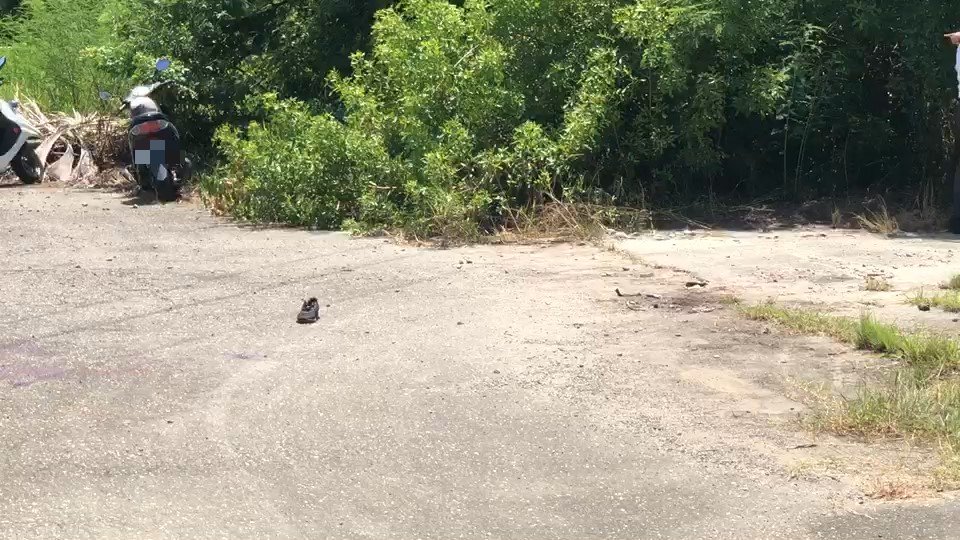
{"left": 12, "top": 145, "right": 43, "bottom": 184}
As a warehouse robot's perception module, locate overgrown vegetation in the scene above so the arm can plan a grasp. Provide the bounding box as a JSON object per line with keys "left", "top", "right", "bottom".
{"left": 739, "top": 302, "right": 856, "bottom": 341}
{"left": 742, "top": 302, "right": 960, "bottom": 373}
{"left": 909, "top": 289, "right": 960, "bottom": 313}
{"left": 0, "top": 0, "right": 129, "bottom": 111}
{"left": 205, "top": 0, "right": 628, "bottom": 232}
{"left": 2, "top": 0, "right": 960, "bottom": 233}
{"left": 942, "top": 274, "right": 960, "bottom": 291}
{"left": 855, "top": 199, "right": 900, "bottom": 235}
{"left": 741, "top": 302, "right": 960, "bottom": 476}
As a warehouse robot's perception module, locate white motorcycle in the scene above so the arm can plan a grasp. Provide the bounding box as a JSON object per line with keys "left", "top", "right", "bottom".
{"left": 0, "top": 56, "right": 44, "bottom": 184}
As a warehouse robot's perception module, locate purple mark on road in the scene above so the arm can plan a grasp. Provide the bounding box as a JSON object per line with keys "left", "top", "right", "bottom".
{"left": 0, "top": 364, "right": 68, "bottom": 388}
{"left": 0, "top": 340, "right": 69, "bottom": 387}
{"left": 0, "top": 339, "right": 48, "bottom": 356}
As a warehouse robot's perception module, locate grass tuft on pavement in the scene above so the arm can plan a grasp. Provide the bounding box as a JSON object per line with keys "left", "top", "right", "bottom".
{"left": 739, "top": 301, "right": 960, "bottom": 480}
{"left": 941, "top": 274, "right": 960, "bottom": 291}
{"left": 909, "top": 289, "right": 960, "bottom": 313}
{"left": 739, "top": 302, "right": 856, "bottom": 342}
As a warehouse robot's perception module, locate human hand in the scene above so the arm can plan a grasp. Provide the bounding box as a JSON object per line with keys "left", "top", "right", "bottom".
{"left": 946, "top": 32, "right": 960, "bottom": 45}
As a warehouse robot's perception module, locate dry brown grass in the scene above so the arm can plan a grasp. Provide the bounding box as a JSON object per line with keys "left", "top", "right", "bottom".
{"left": 865, "top": 477, "right": 920, "bottom": 500}
{"left": 10, "top": 97, "right": 130, "bottom": 188}
{"left": 831, "top": 206, "right": 843, "bottom": 228}
{"left": 496, "top": 201, "right": 649, "bottom": 244}
{"left": 941, "top": 274, "right": 960, "bottom": 291}
{"left": 895, "top": 181, "right": 946, "bottom": 233}
{"left": 863, "top": 275, "right": 892, "bottom": 292}
{"left": 855, "top": 198, "right": 899, "bottom": 235}
{"left": 786, "top": 457, "right": 843, "bottom": 481}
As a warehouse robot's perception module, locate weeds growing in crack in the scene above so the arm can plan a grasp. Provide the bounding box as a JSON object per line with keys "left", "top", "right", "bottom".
{"left": 738, "top": 301, "right": 960, "bottom": 482}
{"left": 908, "top": 289, "right": 960, "bottom": 313}
{"left": 941, "top": 274, "right": 960, "bottom": 291}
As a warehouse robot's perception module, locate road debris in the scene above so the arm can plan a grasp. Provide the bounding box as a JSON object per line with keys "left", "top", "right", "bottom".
{"left": 616, "top": 288, "right": 662, "bottom": 299}
{"left": 297, "top": 298, "right": 320, "bottom": 324}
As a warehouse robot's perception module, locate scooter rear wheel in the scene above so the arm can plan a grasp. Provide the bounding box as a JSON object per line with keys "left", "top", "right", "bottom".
{"left": 135, "top": 165, "right": 154, "bottom": 191}
{"left": 155, "top": 178, "right": 179, "bottom": 203}
{"left": 12, "top": 146, "right": 43, "bottom": 184}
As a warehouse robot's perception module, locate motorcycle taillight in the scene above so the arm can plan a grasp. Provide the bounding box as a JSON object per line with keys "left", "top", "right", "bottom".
{"left": 131, "top": 119, "right": 170, "bottom": 137}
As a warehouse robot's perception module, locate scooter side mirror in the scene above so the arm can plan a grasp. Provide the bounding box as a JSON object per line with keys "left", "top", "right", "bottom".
{"left": 156, "top": 58, "right": 171, "bottom": 72}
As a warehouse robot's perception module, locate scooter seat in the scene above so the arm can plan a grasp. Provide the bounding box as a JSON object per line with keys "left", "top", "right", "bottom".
{"left": 131, "top": 111, "right": 170, "bottom": 126}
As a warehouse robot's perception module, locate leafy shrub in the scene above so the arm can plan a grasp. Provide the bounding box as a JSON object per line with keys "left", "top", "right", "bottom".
{"left": 6, "top": 0, "right": 953, "bottom": 235}
{"left": 205, "top": 0, "right": 623, "bottom": 234}
{"left": 202, "top": 95, "right": 392, "bottom": 228}
{"left": 0, "top": 0, "right": 128, "bottom": 111}
{"left": 101, "top": 0, "right": 395, "bottom": 145}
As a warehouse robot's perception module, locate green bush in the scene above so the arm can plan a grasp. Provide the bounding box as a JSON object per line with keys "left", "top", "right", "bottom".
{"left": 2, "top": 0, "right": 956, "bottom": 234}
{"left": 202, "top": 95, "right": 392, "bottom": 228}
{"left": 199, "top": 0, "right": 960, "bottom": 234}
{"left": 0, "top": 0, "right": 129, "bottom": 111}
{"left": 102, "top": 0, "right": 395, "bottom": 145}
{"left": 205, "top": 0, "right": 622, "bottom": 234}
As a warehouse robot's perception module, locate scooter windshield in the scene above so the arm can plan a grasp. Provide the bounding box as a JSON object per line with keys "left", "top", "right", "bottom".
{"left": 123, "top": 81, "right": 168, "bottom": 104}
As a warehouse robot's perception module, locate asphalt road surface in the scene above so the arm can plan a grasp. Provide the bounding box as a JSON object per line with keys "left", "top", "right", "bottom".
{"left": 1, "top": 187, "right": 957, "bottom": 539}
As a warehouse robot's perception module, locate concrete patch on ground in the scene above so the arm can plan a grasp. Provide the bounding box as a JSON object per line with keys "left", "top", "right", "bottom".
{"left": 619, "top": 228, "right": 960, "bottom": 332}
{"left": 618, "top": 228, "right": 960, "bottom": 496}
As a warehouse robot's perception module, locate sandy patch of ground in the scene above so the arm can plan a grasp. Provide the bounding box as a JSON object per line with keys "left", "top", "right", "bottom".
{"left": 620, "top": 228, "right": 960, "bottom": 333}
{"left": 617, "top": 228, "right": 960, "bottom": 496}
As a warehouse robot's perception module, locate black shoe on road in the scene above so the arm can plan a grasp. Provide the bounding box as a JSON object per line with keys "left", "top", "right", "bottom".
{"left": 297, "top": 298, "right": 320, "bottom": 324}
